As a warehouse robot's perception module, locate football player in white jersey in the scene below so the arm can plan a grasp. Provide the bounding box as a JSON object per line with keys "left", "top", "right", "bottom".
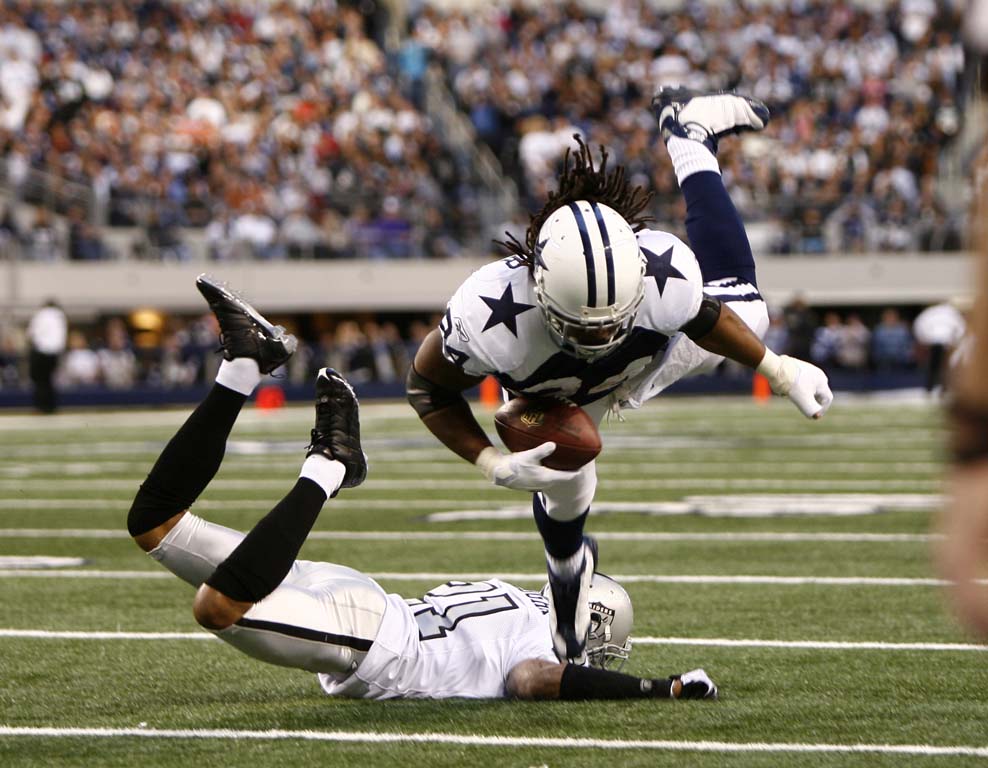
{"left": 406, "top": 90, "right": 834, "bottom": 663}
{"left": 127, "top": 276, "right": 717, "bottom": 702}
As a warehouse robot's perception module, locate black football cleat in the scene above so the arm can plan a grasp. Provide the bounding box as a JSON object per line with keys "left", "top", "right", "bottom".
{"left": 306, "top": 367, "right": 367, "bottom": 491}
{"left": 651, "top": 87, "right": 770, "bottom": 153}
{"left": 196, "top": 274, "right": 297, "bottom": 374}
{"left": 547, "top": 535, "right": 598, "bottom": 663}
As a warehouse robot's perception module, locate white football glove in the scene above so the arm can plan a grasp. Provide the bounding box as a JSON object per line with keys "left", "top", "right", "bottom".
{"left": 672, "top": 668, "right": 718, "bottom": 700}
{"left": 475, "top": 443, "right": 580, "bottom": 492}
{"left": 757, "top": 349, "right": 834, "bottom": 419}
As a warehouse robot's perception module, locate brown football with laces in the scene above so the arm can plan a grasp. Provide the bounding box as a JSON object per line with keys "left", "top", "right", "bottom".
{"left": 494, "top": 397, "right": 601, "bottom": 471}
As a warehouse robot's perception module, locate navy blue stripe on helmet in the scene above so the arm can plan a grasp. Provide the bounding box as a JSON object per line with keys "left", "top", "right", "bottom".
{"left": 590, "top": 202, "right": 615, "bottom": 305}
{"left": 567, "top": 201, "right": 596, "bottom": 307}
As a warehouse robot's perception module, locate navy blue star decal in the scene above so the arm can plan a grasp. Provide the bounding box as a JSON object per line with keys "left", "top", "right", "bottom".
{"left": 642, "top": 246, "right": 686, "bottom": 297}
{"left": 534, "top": 238, "right": 550, "bottom": 270}
{"left": 480, "top": 284, "right": 535, "bottom": 337}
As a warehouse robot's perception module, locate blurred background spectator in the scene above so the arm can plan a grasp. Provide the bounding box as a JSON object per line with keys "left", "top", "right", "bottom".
{"left": 26, "top": 297, "right": 66, "bottom": 412}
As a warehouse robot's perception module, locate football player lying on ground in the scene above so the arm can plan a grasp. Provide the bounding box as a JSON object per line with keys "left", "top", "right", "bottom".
{"left": 406, "top": 89, "right": 835, "bottom": 663}
{"left": 125, "top": 276, "right": 718, "bottom": 701}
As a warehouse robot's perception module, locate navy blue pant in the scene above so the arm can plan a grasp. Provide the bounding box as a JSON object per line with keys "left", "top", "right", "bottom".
{"left": 682, "top": 171, "right": 758, "bottom": 287}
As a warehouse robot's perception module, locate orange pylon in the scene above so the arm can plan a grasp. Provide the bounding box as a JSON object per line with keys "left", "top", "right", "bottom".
{"left": 752, "top": 372, "right": 771, "bottom": 402}
{"left": 479, "top": 375, "right": 502, "bottom": 408}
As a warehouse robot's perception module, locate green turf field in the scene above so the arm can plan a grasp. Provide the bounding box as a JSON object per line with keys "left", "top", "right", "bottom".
{"left": 1, "top": 394, "right": 986, "bottom": 767}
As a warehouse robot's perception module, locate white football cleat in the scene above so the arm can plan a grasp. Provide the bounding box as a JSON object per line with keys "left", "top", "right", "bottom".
{"left": 652, "top": 87, "right": 770, "bottom": 151}
{"left": 546, "top": 536, "right": 598, "bottom": 663}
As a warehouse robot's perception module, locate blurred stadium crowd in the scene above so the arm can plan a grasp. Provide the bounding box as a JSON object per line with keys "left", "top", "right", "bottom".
{"left": 0, "top": 0, "right": 478, "bottom": 261}
{"left": 422, "top": 0, "right": 967, "bottom": 253}
{"left": 0, "top": 0, "right": 974, "bottom": 261}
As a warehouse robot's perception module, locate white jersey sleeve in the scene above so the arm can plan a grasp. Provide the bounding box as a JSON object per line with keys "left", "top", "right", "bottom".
{"left": 438, "top": 258, "right": 541, "bottom": 378}
{"left": 635, "top": 229, "right": 704, "bottom": 334}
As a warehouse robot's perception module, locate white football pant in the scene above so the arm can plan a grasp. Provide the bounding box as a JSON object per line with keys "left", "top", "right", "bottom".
{"left": 539, "top": 293, "right": 768, "bottom": 522}
{"left": 150, "top": 513, "right": 386, "bottom": 681}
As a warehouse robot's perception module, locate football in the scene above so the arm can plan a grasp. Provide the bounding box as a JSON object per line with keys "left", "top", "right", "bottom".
{"left": 494, "top": 396, "right": 602, "bottom": 471}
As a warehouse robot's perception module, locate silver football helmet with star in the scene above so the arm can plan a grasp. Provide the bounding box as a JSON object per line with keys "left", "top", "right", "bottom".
{"left": 534, "top": 201, "right": 646, "bottom": 361}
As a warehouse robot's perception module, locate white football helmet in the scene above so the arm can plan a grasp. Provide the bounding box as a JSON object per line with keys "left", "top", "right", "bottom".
{"left": 585, "top": 573, "right": 634, "bottom": 669}
{"left": 534, "top": 201, "right": 646, "bottom": 361}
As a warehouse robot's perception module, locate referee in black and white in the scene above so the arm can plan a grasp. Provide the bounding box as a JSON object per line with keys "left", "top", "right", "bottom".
{"left": 27, "top": 298, "right": 67, "bottom": 413}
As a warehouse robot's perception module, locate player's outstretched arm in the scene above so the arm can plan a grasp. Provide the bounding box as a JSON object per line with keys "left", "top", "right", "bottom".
{"left": 506, "top": 659, "right": 717, "bottom": 701}
{"left": 683, "top": 299, "right": 833, "bottom": 419}
{"left": 407, "top": 328, "right": 495, "bottom": 462}
{"left": 408, "top": 330, "right": 579, "bottom": 491}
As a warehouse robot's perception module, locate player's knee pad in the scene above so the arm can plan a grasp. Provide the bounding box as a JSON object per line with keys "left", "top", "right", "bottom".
{"left": 148, "top": 513, "right": 245, "bottom": 588}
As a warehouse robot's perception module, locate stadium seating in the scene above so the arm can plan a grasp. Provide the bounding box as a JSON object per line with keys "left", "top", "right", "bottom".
{"left": 0, "top": 0, "right": 479, "bottom": 260}
{"left": 415, "top": 0, "right": 968, "bottom": 254}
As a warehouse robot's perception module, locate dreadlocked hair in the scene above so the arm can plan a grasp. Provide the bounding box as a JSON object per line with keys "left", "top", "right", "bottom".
{"left": 494, "top": 135, "right": 654, "bottom": 273}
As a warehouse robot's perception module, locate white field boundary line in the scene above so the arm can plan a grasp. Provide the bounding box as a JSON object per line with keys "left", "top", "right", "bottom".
{"left": 0, "top": 570, "right": 982, "bottom": 587}
{"left": 0, "top": 529, "right": 940, "bottom": 543}
{"left": 0, "top": 461, "right": 944, "bottom": 491}
{"left": 0, "top": 478, "right": 942, "bottom": 492}
{"left": 2, "top": 630, "right": 985, "bottom": 654}
{"left": 0, "top": 727, "right": 983, "bottom": 757}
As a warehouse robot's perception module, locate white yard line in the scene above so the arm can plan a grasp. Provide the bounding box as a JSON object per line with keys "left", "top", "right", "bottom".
{"left": 0, "top": 529, "right": 939, "bottom": 543}
{"left": 3, "top": 630, "right": 983, "bottom": 653}
{"left": 0, "top": 499, "right": 509, "bottom": 510}
{"left": 0, "top": 570, "right": 975, "bottom": 586}
{"left": 0, "top": 726, "right": 982, "bottom": 757}
{"left": 0, "top": 478, "right": 942, "bottom": 492}
{"left": 635, "top": 637, "right": 988, "bottom": 652}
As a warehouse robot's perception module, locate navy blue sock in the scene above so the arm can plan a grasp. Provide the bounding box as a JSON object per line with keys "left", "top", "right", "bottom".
{"left": 682, "top": 171, "right": 757, "bottom": 287}
{"left": 533, "top": 493, "right": 589, "bottom": 559}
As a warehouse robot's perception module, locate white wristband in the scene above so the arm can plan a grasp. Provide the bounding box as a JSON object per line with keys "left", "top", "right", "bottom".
{"left": 475, "top": 446, "right": 503, "bottom": 482}
{"left": 756, "top": 348, "right": 783, "bottom": 388}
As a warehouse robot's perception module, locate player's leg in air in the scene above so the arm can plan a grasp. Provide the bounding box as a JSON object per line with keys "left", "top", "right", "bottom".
{"left": 623, "top": 89, "right": 773, "bottom": 403}
{"left": 128, "top": 276, "right": 377, "bottom": 677}
{"left": 543, "top": 92, "right": 776, "bottom": 661}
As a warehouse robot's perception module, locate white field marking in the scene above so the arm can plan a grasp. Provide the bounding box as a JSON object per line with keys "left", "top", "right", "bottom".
{"left": 0, "top": 570, "right": 979, "bottom": 587}
{"left": 0, "top": 529, "right": 939, "bottom": 544}
{"left": 425, "top": 494, "right": 942, "bottom": 522}
{"left": 0, "top": 478, "right": 942, "bottom": 495}
{"left": 0, "top": 403, "right": 418, "bottom": 431}
{"left": 0, "top": 493, "right": 943, "bottom": 514}
{"left": 0, "top": 395, "right": 933, "bottom": 430}
{"left": 635, "top": 637, "right": 988, "bottom": 652}
{"left": 0, "top": 556, "right": 86, "bottom": 569}
{"left": 0, "top": 459, "right": 945, "bottom": 485}
{"left": 1, "top": 457, "right": 941, "bottom": 480}
{"left": 0, "top": 569, "right": 172, "bottom": 578}
{"left": 0, "top": 442, "right": 941, "bottom": 462}
{"left": 0, "top": 499, "right": 511, "bottom": 511}
{"left": 4, "top": 630, "right": 984, "bottom": 654}
{"left": 0, "top": 727, "right": 984, "bottom": 758}
{"left": 0, "top": 629, "right": 211, "bottom": 640}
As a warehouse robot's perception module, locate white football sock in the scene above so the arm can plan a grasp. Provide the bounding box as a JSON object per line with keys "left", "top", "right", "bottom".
{"left": 665, "top": 136, "right": 721, "bottom": 186}
{"left": 546, "top": 543, "right": 587, "bottom": 578}
{"left": 215, "top": 357, "right": 261, "bottom": 396}
{"left": 300, "top": 454, "right": 346, "bottom": 498}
